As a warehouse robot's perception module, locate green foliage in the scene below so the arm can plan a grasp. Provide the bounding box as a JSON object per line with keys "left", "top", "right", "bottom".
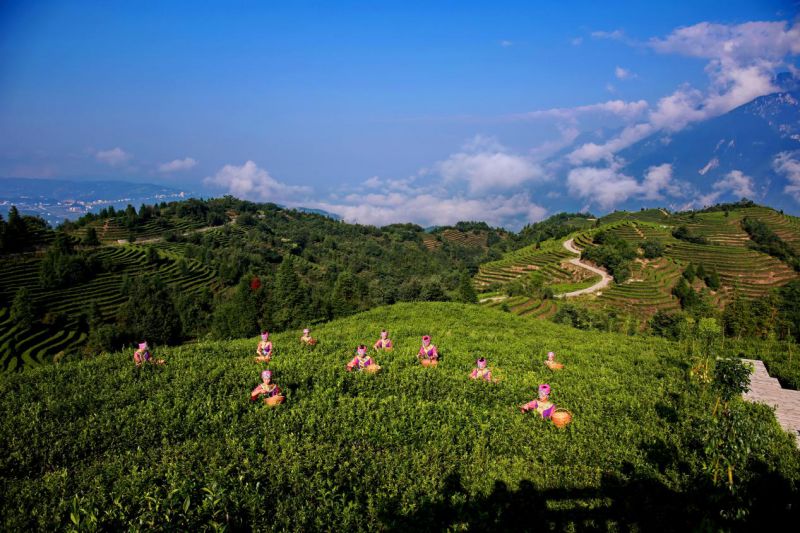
{"left": 778, "top": 280, "right": 800, "bottom": 342}
{"left": 641, "top": 239, "right": 665, "bottom": 259}
{"left": 1, "top": 303, "right": 798, "bottom": 530}
{"left": 581, "top": 231, "right": 636, "bottom": 282}
{"left": 713, "top": 359, "right": 752, "bottom": 402}
{"left": 116, "top": 274, "right": 183, "bottom": 345}
{"left": 741, "top": 216, "right": 800, "bottom": 270}
{"left": 82, "top": 226, "right": 100, "bottom": 246}
{"left": 456, "top": 271, "right": 477, "bottom": 304}
{"left": 672, "top": 226, "right": 709, "bottom": 245}
{"left": 10, "top": 287, "right": 36, "bottom": 330}
{"left": 682, "top": 263, "right": 696, "bottom": 283}
{"left": 211, "top": 282, "right": 260, "bottom": 340}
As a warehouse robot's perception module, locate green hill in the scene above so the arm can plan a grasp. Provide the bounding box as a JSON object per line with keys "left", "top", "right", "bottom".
{"left": 479, "top": 204, "right": 800, "bottom": 327}
{"left": 1, "top": 303, "right": 797, "bottom": 530}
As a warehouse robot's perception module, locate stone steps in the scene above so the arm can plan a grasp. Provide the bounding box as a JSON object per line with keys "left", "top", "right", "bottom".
{"left": 742, "top": 359, "right": 800, "bottom": 448}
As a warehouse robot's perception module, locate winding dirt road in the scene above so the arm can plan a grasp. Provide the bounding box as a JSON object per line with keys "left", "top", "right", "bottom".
{"left": 557, "top": 238, "right": 613, "bottom": 298}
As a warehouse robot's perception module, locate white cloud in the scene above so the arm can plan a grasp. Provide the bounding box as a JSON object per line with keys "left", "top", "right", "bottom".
{"left": 714, "top": 170, "right": 755, "bottom": 198}
{"left": 567, "top": 20, "right": 799, "bottom": 167}
{"left": 591, "top": 29, "right": 626, "bottom": 41}
{"left": 95, "top": 147, "right": 131, "bottom": 166}
{"left": 567, "top": 165, "right": 641, "bottom": 209}
{"left": 571, "top": 37, "right": 583, "bottom": 46}
{"left": 435, "top": 135, "right": 545, "bottom": 194}
{"left": 516, "top": 99, "right": 649, "bottom": 122}
{"left": 615, "top": 66, "right": 635, "bottom": 80}
{"left": 158, "top": 157, "right": 197, "bottom": 173}
{"left": 774, "top": 151, "right": 800, "bottom": 201}
{"left": 698, "top": 157, "right": 719, "bottom": 175}
{"left": 606, "top": 83, "right": 616, "bottom": 93}
{"left": 203, "top": 160, "right": 310, "bottom": 202}
{"left": 566, "top": 162, "right": 683, "bottom": 208}
{"left": 310, "top": 191, "right": 546, "bottom": 229}
{"left": 500, "top": 40, "right": 513, "bottom": 47}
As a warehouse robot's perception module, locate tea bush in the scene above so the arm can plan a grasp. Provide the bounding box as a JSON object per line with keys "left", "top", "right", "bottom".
{"left": 1, "top": 303, "right": 798, "bottom": 530}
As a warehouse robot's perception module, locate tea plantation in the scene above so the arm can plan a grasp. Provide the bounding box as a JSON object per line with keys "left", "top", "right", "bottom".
{"left": 2, "top": 303, "right": 798, "bottom": 530}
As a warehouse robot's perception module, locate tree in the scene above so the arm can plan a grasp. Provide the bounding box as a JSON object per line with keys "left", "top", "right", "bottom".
{"left": 683, "top": 263, "right": 696, "bottom": 283}
{"left": 331, "top": 270, "right": 361, "bottom": 317}
{"left": 10, "top": 287, "right": 36, "bottom": 330}
{"left": 456, "top": 271, "right": 478, "bottom": 303}
{"left": 83, "top": 227, "right": 100, "bottom": 246}
{"left": 706, "top": 269, "right": 721, "bottom": 290}
{"left": 3, "top": 206, "right": 28, "bottom": 252}
{"left": 641, "top": 239, "right": 665, "bottom": 259}
{"left": 272, "top": 256, "right": 307, "bottom": 329}
{"left": 211, "top": 281, "right": 258, "bottom": 339}
{"left": 116, "top": 275, "right": 183, "bottom": 345}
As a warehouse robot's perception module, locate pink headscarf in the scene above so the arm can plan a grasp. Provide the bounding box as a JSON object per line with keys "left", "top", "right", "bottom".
{"left": 422, "top": 335, "right": 431, "bottom": 346}
{"left": 357, "top": 345, "right": 367, "bottom": 356}
{"left": 261, "top": 370, "right": 272, "bottom": 380}
{"left": 303, "top": 328, "right": 310, "bottom": 334}
{"left": 477, "top": 358, "right": 487, "bottom": 369}
{"left": 261, "top": 332, "right": 269, "bottom": 341}
{"left": 547, "top": 351, "right": 555, "bottom": 361}
{"left": 538, "top": 384, "right": 551, "bottom": 398}
{"left": 380, "top": 330, "right": 388, "bottom": 338}
{"left": 138, "top": 342, "right": 148, "bottom": 350}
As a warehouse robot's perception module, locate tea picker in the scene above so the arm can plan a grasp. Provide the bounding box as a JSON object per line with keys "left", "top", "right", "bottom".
{"left": 544, "top": 351, "right": 564, "bottom": 370}
{"left": 250, "top": 370, "right": 285, "bottom": 406}
{"left": 133, "top": 341, "right": 165, "bottom": 366}
{"left": 470, "top": 357, "right": 496, "bottom": 382}
{"left": 300, "top": 328, "right": 317, "bottom": 346}
{"left": 347, "top": 345, "right": 381, "bottom": 373}
{"left": 418, "top": 335, "right": 439, "bottom": 367}
{"left": 254, "top": 331, "right": 273, "bottom": 363}
{"left": 373, "top": 329, "right": 393, "bottom": 350}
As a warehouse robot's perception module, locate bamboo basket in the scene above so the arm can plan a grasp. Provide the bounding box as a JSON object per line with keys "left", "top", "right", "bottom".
{"left": 420, "top": 359, "right": 438, "bottom": 367}
{"left": 264, "top": 395, "right": 285, "bottom": 406}
{"left": 551, "top": 409, "right": 572, "bottom": 428}
{"left": 545, "top": 361, "right": 564, "bottom": 370}
{"left": 365, "top": 364, "right": 381, "bottom": 374}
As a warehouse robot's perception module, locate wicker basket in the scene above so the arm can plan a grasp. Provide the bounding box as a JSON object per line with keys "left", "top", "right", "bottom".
{"left": 545, "top": 361, "right": 564, "bottom": 370}
{"left": 551, "top": 409, "right": 572, "bottom": 428}
{"left": 420, "top": 359, "right": 438, "bottom": 367}
{"left": 264, "top": 395, "right": 285, "bottom": 406}
{"left": 365, "top": 364, "right": 381, "bottom": 374}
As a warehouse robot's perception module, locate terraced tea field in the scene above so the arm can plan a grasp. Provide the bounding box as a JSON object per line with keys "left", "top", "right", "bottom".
{"left": 480, "top": 294, "right": 560, "bottom": 319}
{"left": 73, "top": 216, "right": 206, "bottom": 243}
{"left": 0, "top": 244, "right": 217, "bottom": 372}
{"left": 473, "top": 240, "right": 575, "bottom": 288}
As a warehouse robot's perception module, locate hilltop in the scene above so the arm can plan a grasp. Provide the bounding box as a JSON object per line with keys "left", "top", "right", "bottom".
{"left": 1, "top": 302, "right": 798, "bottom": 530}
{"left": 477, "top": 202, "right": 800, "bottom": 337}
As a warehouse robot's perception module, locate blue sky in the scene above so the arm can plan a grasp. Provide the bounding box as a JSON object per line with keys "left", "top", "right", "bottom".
{"left": 1, "top": 1, "right": 799, "bottom": 228}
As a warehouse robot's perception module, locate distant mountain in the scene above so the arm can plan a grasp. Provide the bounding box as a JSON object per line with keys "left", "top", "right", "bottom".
{"left": 617, "top": 73, "right": 800, "bottom": 213}
{"left": 0, "top": 177, "right": 192, "bottom": 225}
{"left": 292, "top": 206, "right": 342, "bottom": 220}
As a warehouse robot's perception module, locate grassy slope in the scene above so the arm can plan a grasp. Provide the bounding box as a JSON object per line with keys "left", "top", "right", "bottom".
{"left": 1, "top": 303, "right": 798, "bottom": 530}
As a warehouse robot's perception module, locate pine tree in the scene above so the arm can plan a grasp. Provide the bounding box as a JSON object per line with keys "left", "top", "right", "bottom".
{"left": 116, "top": 275, "right": 182, "bottom": 345}
{"left": 10, "top": 287, "right": 36, "bottom": 330}
{"left": 272, "top": 257, "right": 307, "bottom": 329}
{"left": 457, "top": 271, "right": 477, "bottom": 303}
{"left": 83, "top": 227, "right": 100, "bottom": 246}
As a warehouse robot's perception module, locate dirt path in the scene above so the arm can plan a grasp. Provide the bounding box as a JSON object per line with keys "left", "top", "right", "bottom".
{"left": 743, "top": 359, "right": 800, "bottom": 448}
{"left": 557, "top": 238, "right": 613, "bottom": 298}
{"left": 478, "top": 296, "right": 507, "bottom": 304}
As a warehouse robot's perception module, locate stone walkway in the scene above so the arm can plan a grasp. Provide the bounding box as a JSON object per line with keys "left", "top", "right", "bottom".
{"left": 742, "top": 359, "right": 800, "bottom": 448}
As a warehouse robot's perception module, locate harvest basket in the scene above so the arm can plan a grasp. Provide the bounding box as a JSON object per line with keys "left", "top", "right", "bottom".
{"left": 420, "top": 359, "right": 438, "bottom": 367}
{"left": 551, "top": 409, "right": 572, "bottom": 428}
{"left": 545, "top": 361, "right": 564, "bottom": 370}
{"left": 307, "top": 338, "right": 318, "bottom": 346}
{"left": 365, "top": 364, "right": 381, "bottom": 374}
{"left": 264, "top": 395, "right": 285, "bottom": 406}
{"left": 254, "top": 355, "right": 271, "bottom": 363}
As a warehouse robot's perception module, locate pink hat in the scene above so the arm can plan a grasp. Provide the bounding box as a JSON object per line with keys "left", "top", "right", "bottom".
{"left": 261, "top": 332, "right": 269, "bottom": 341}
{"left": 303, "top": 328, "right": 310, "bottom": 334}
{"left": 477, "top": 358, "right": 487, "bottom": 369}
{"left": 138, "top": 342, "right": 148, "bottom": 350}
{"left": 380, "top": 330, "right": 388, "bottom": 337}
{"left": 261, "top": 370, "right": 272, "bottom": 380}
{"left": 547, "top": 351, "right": 555, "bottom": 360}
{"left": 357, "top": 345, "right": 367, "bottom": 355}
{"left": 538, "top": 384, "right": 551, "bottom": 396}
{"left": 422, "top": 335, "right": 431, "bottom": 342}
